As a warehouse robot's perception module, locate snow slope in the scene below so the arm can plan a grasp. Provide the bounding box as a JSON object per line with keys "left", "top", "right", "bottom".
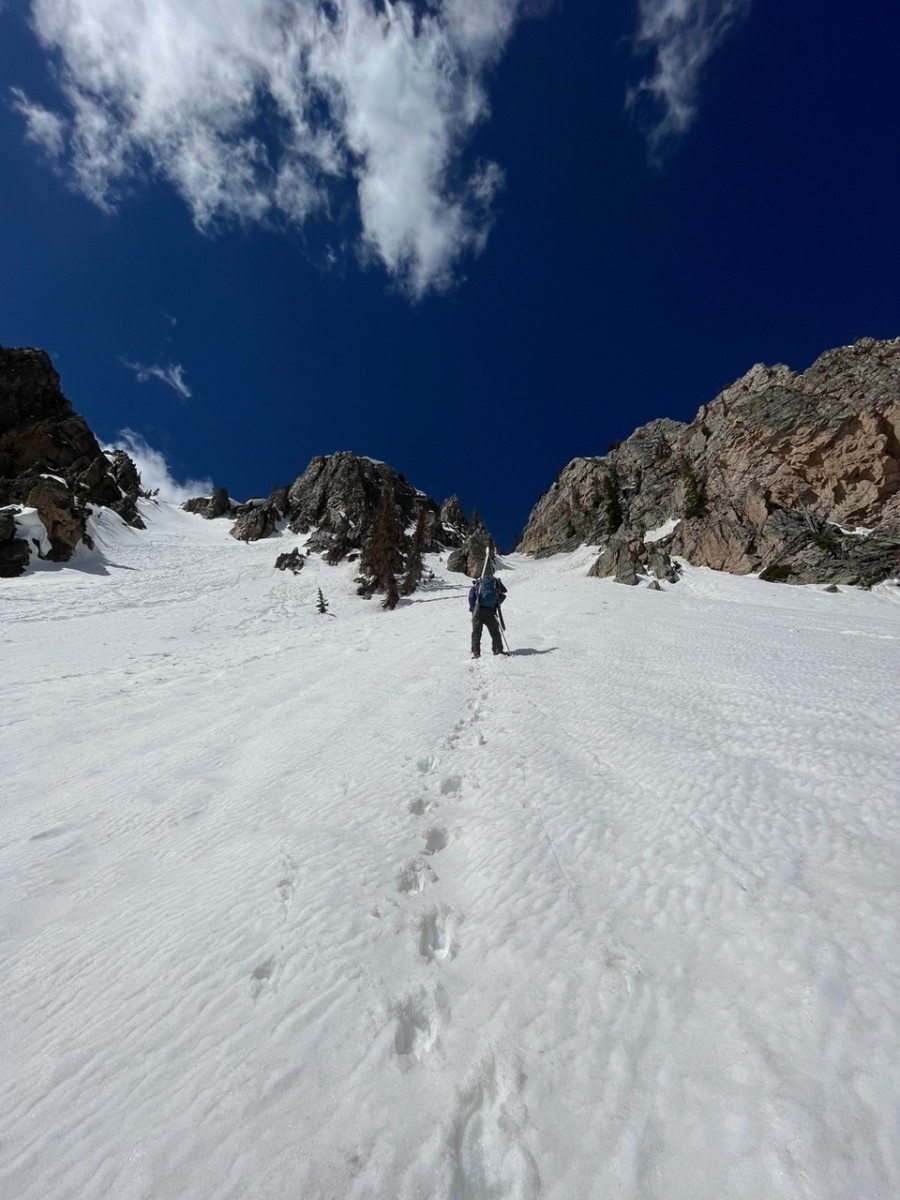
{"left": 3, "top": 500, "right": 900, "bottom": 1200}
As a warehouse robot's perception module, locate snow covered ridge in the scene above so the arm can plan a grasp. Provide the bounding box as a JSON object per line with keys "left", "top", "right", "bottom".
{"left": 3, "top": 500, "right": 900, "bottom": 1199}
{"left": 518, "top": 334, "right": 900, "bottom": 588}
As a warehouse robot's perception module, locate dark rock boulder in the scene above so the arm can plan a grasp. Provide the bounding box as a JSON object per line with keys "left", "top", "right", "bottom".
{"left": 0, "top": 508, "right": 31, "bottom": 577}
{"left": 75, "top": 449, "right": 145, "bottom": 528}
{"left": 274, "top": 547, "right": 305, "bottom": 573}
{"left": 183, "top": 486, "right": 233, "bottom": 520}
{"left": 230, "top": 500, "right": 280, "bottom": 543}
{"left": 103, "top": 450, "right": 144, "bottom": 527}
{"left": 588, "top": 531, "right": 643, "bottom": 585}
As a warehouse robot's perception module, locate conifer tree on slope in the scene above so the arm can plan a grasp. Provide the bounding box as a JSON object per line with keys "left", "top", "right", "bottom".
{"left": 360, "top": 480, "right": 403, "bottom": 609}
{"left": 400, "top": 508, "right": 428, "bottom": 597}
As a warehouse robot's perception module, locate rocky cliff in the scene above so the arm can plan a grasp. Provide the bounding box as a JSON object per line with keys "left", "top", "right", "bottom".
{"left": 183, "top": 451, "right": 498, "bottom": 578}
{"left": 518, "top": 336, "right": 900, "bottom": 587}
{"left": 0, "top": 347, "right": 144, "bottom": 576}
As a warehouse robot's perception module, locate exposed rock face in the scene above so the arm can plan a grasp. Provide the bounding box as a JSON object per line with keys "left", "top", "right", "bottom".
{"left": 438, "top": 495, "right": 467, "bottom": 548}
{"left": 520, "top": 336, "right": 900, "bottom": 587}
{"left": 183, "top": 487, "right": 233, "bottom": 519}
{"left": 0, "top": 347, "right": 145, "bottom": 574}
{"left": 445, "top": 514, "right": 497, "bottom": 577}
{"left": 177, "top": 456, "right": 489, "bottom": 580}
{"left": 230, "top": 499, "right": 280, "bottom": 543}
{"left": 23, "top": 477, "right": 86, "bottom": 560}
{"left": 284, "top": 453, "right": 426, "bottom": 552}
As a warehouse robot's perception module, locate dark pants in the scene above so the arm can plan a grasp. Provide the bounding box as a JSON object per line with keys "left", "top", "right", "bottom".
{"left": 471, "top": 605, "right": 503, "bottom": 655}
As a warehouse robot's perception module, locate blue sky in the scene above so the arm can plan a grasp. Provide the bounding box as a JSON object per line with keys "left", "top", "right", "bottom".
{"left": 3, "top": 0, "right": 899, "bottom": 548}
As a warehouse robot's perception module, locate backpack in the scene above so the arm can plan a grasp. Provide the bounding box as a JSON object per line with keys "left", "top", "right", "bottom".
{"left": 476, "top": 576, "right": 499, "bottom": 608}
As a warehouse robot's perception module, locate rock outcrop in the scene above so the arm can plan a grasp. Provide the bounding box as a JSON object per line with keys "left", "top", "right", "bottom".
{"left": 230, "top": 499, "right": 281, "bottom": 543}
{"left": 520, "top": 336, "right": 900, "bottom": 587}
{"left": 283, "top": 453, "right": 430, "bottom": 556}
{"left": 0, "top": 347, "right": 145, "bottom": 574}
{"left": 236, "top": 452, "right": 483, "bottom": 559}
{"left": 183, "top": 451, "right": 493, "bottom": 597}
{"left": 183, "top": 487, "right": 234, "bottom": 519}
{"left": 445, "top": 512, "right": 498, "bottom": 577}
{"left": 0, "top": 509, "right": 30, "bottom": 577}
{"left": 274, "top": 547, "right": 305, "bottom": 573}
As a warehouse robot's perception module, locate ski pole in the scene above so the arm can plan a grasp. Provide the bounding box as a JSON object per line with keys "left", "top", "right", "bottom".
{"left": 497, "top": 602, "right": 511, "bottom": 653}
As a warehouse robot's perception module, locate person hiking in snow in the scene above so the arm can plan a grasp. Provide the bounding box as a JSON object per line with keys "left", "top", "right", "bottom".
{"left": 468, "top": 572, "right": 507, "bottom": 658}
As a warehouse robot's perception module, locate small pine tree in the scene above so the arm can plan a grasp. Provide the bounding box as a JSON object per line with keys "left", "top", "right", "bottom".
{"left": 400, "top": 508, "right": 428, "bottom": 596}
{"left": 316, "top": 587, "right": 328, "bottom": 614}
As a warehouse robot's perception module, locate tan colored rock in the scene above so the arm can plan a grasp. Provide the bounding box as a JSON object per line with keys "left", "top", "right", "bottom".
{"left": 520, "top": 335, "right": 900, "bottom": 587}
{"left": 24, "top": 478, "right": 85, "bottom": 560}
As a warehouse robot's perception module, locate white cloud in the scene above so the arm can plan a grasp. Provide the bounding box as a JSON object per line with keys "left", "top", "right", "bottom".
{"left": 105, "top": 430, "right": 213, "bottom": 504}
{"left": 10, "top": 86, "right": 67, "bottom": 159}
{"left": 627, "top": 0, "right": 751, "bottom": 162}
{"left": 122, "top": 358, "right": 193, "bottom": 400}
{"left": 18, "top": 0, "right": 528, "bottom": 297}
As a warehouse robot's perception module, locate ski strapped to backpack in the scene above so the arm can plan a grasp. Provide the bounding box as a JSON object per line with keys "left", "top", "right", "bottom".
{"left": 475, "top": 546, "right": 510, "bottom": 650}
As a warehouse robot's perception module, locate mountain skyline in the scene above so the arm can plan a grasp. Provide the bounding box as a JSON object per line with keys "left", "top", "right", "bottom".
{"left": 3, "top": 0, "right": 900, "bottom": 548}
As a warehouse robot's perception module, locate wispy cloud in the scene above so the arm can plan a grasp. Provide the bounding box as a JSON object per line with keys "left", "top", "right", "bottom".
{"left": 627, "top": 0, "right": 751, "bottom": 162}
{"left": 17, "top": 0, "right": 532, "bottom": 298}
{"left": 11, "top": 86, "right": 67, "bottom": 159}
{"left": 105, "top": 430, "right": 213, "bottom": 505}
{"left": 121, "top": 358, "right": 193, "bottom": 400}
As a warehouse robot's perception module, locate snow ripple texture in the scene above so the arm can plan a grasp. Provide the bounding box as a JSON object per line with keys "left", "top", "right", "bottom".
{"left": 2, "top": 502, "right": 900, "bottom": 1199}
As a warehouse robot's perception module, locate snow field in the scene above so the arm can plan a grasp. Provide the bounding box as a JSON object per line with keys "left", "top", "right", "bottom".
{"left": 2, "top": 502, "right": 900, "bottom": 1199}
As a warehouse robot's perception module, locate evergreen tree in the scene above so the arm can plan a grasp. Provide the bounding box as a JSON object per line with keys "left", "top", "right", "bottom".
{"left": 316, "top": 587, "right": 328, "bottom": 614}
{"left": 400, "top": 508, "right": 428, "bottom": 596}
{"left": 360, "top": 480, "right": 403, "bottom": 609}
